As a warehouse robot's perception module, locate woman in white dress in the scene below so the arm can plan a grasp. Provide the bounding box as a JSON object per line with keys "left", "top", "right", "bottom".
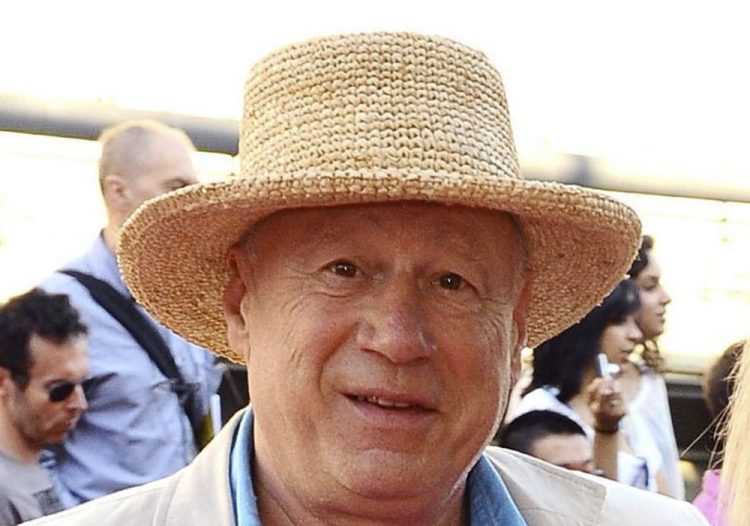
{"left": 512, "top": 279, "right": 674, "bottom": 494}
{"left": 625, "top": 235, "right": 684, "bottom": 498}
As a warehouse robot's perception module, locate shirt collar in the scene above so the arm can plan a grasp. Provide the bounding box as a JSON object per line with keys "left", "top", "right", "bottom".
{"left": 229, "top": 409, "right": 260, "bottom": 526}
{"left": 89, "top": 232, "right": 130, "bottom": 295}
{"left": 229, "top": 410, "right": 526, "bottom": 526}
{"left": 467, "top": 453, "right": 527, "bottom": 525}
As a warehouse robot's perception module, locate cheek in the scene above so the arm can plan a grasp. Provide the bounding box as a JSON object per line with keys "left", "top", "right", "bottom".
{"left": 446, "top": 312, "right": 514, "bottom": 413}
{"left": 599, "top": 330, "right": 616, "bottom": 355}
{"left": 640, "top": 292, "right": 659, "bottom": 313}
{"left": 15, "top": 396, "right": 53, "bottom": 432}
{"left": 246, "top": 294, "right": 350, "bottom": 400}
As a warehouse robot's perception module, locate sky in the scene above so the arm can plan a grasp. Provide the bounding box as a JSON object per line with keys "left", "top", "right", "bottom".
{"left": 1, "top": 0, "right": 748, "bottom": 181}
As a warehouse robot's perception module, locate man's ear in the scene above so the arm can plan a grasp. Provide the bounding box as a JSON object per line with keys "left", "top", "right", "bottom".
{"left": 0, "top": 367, "right": 13, "bottom": 399}
{"left": 224, "top": 247, "right": 252, "bottom": 363}
{"left": 101, "top": 174, "right": 130, "bottom": 211}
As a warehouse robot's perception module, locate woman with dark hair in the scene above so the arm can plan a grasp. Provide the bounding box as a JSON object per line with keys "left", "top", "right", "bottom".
{"left": 624, "top": 235, "right": 684, "bottom": 498}
{"left": 511, "top": 279, "right": 676, "bottom": 494}
{"left": 628, "top": 235, "right": 671, "bottom": 371}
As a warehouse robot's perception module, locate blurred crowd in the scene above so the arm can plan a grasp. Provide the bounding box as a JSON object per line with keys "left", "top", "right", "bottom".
{"left": 1, "top": 121, "right": 222, "bottom": 525}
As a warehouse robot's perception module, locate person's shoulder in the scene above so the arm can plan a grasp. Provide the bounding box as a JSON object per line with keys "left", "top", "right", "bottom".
{"left": 594, "top": 472, "right": 707, "bottom": 525}
{"left": 38, "top": 238, "right": 112, "bottom": 292}
{"left": 484, "top": 447, "right": 707, "bottom": 525}
{"left": 38, "top": 254, "right": 98, "bottom": 297}
{"left": 520, "top": 385, "right": 558, "bottom": 402}
{"left": 22, "top": 476, "right": 172, "bottom": 526}
{"left": 511, "top": 386, "right": 566, "bottom": 417}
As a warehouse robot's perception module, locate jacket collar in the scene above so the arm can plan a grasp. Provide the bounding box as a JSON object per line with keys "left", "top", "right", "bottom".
{"left": 161, "top": 410, "right": 242, "bottom": 526}
{"left": 159, "top": 411, "right": 608, "bottom": 526}
{"left": 483, "top": 447, "right": 606, "bottom": 526}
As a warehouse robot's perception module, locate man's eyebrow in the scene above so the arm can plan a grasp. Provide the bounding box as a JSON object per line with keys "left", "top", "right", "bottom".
{"left": 305, "top": 211, "right": 386, "bottom": 247}
{"left": 307, "top": 223, "right": 348, "bottom": 248}
{"left": 430, "top": 229, "right": 487, "bottom": 263}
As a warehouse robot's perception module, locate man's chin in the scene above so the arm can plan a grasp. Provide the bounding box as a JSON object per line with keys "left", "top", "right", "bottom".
{"left": 335, "top": 449, "right": 457, "bottom": 502}
{"left": 41, "top": 436, "right": 67, "bottom": 448}
{"left": 43, "top": 427, "right": 75, "bottom": 446}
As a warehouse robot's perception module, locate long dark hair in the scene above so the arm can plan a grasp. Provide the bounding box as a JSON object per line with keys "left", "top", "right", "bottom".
{"left": 627, "top": 235, "right": 664, "bottom": 372}
{"left": 524, "top": 279, "right": 641, "bottom": 403}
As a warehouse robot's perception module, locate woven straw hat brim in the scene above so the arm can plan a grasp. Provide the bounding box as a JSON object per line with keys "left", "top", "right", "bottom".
{"left": 118, "top": 171, "right": 641, "bottom": 363}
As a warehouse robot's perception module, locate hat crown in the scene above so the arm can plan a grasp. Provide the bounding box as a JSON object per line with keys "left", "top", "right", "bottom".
{"left": 118, "top": 32, "right": 640, "bottom": 363}
{"left": 240, "top": 33, "right": 520, "bottom": 183}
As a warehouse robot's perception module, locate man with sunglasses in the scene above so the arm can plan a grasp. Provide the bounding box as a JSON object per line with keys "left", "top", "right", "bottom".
{"left": 38, "top": 120, "right": 221, "bottom": 507}
{"left": 0, "top": 288, "right": 89, "bottom": 526}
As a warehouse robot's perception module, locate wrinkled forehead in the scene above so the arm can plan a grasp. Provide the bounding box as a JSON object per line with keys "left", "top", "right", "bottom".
{"left": 234, "top": 201, "right": 528, "bottom": 299}
{"left": 242, "top": 201, "right": 525, "bottom": 259}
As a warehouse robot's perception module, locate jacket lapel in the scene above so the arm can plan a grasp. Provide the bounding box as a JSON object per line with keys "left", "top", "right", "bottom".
{"left": 155, "top": 413, "right": 608, "bottom": 526}
{"left": 161, "top": 411, "right": 245, "bottom": 526}
{"left": 484, "top": 447, "right": 606, "bottom": 526}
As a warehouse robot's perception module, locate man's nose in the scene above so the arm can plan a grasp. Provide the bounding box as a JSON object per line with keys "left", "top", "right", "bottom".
{"left": 68, "top": 384, "right": 88, "bottom": 412}
{"left": 356, "top": 280, "right": 436, "bottom": 363}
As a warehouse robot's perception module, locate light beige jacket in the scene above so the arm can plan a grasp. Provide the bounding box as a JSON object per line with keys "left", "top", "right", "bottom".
{"left": 27, "top": 410, "right": 707, "bottom": 526}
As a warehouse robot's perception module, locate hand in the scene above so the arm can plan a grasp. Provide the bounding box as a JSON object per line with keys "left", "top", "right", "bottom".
{"left": 586, "top": 376, "right": 626, "bottom": 433}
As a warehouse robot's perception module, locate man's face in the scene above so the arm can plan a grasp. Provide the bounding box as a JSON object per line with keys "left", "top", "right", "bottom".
{"left": 633, "top": 252, "right": 671, "bottom": 340}
{"left": 122, "top": 133, "right": 197, "bottom": 219}
{"left": 530, "top": 433, "right": 595, "bottom": 474}
{"left": 1, "top": 335, "right": 89, "bottom": 450}
{"left": 225, "top": 202, "right": 528, "bottom": 512}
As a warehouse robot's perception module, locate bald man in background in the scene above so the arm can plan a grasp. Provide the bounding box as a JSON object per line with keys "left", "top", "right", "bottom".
{"left": 39, "top": 120, "right": 221, "bottom": 506}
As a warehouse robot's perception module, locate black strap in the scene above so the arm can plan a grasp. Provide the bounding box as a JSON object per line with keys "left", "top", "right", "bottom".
{"left": 60, "top": 269, "right": 201, "bottom": 440}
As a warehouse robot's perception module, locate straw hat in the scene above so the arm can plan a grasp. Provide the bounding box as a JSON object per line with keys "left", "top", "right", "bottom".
{"left": 118, "top": 32, "right": 641, "bottom": 363}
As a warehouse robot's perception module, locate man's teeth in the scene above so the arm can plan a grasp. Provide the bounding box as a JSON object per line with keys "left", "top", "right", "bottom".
{"left": 357, "top": 395, "right": 412, "bottom": 409}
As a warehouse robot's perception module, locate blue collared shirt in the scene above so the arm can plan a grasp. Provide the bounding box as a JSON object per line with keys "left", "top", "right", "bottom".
{"left": 230, "top": 410, "right": 526, "bottom": 525}
{"left": 40, "top": 234, "right": 221, "bottom": 506}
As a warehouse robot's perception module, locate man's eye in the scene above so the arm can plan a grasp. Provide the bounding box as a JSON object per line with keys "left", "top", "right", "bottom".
{"left": 166, "top": 179, "right": 192, "bottom": 192}
{"left": 330, "top": 261, "right": 358, "bottom": 278}
{"left": 437, "top": 273, "right": 464, "bottom": 290}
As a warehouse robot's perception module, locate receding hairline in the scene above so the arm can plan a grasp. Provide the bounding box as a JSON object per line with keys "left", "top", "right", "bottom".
{"left": 98, "top": 120, "right": 195, "bottom": 185}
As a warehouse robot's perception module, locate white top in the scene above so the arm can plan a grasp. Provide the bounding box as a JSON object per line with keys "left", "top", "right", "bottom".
{"left": 623, "top": 369, "right": 685, "bottom": 499}
{"left": 511, "top": 387, "right": 660, "bottom": 491}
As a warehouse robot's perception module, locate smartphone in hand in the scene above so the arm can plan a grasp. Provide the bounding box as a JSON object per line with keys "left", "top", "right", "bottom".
{"left": 595, "top": 353, "right": 611, "bottom": 378}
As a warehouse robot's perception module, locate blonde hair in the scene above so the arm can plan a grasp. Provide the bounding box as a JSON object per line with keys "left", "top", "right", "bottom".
{"left": 721, "top": 339, "right": 750, "bottom": 524}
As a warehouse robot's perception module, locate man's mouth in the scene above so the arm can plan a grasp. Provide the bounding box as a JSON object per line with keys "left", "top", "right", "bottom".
{"left": 352, "top": 395, "right": 416, "bottom": 409}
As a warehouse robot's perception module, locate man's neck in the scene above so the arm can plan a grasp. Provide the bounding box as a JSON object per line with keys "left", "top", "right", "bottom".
{"left": 253, "top": 459, "right": 467, "bottom": 526}
{"left": 0, "top": 413, "right": 40, "bottom": 465}
{"left": 102, "top": 224, "right": 119, "bottom": 254}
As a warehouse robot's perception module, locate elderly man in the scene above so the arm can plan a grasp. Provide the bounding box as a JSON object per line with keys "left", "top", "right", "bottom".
{"left": 38, "top": 120, "right": 221, "bottom": 506}
{"left": 30, "top": 33, "right": 707, "bottom": 525}
{"left": 0, "top": 289, "right": 88, "bottom": 525}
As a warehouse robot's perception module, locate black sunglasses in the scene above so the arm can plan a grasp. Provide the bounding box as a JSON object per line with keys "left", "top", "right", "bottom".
{"left": 47, "top": 381, "right": 80, "bottom": 403}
